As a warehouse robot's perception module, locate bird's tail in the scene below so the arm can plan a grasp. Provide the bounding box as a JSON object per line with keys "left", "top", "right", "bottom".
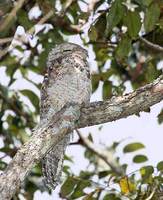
{"left": 42, "top": 135, "right": 70, "bottom": 189}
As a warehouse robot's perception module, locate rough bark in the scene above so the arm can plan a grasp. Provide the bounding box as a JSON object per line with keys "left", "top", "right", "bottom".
{"left": 79, "top": 75, "right": 163, "bottom": 127}
{"left": 0, "top": 75, "right": 163, "bottom": 199}
{"left": 0, "top": 105, "right": 81, "bottom": 200}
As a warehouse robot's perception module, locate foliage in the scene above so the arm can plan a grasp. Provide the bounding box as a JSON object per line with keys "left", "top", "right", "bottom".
{"left": 0, "top": 0, "right": 163, "bottom": 199}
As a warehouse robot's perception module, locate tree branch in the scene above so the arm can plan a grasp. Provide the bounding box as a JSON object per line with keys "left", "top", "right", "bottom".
{"left": 0, "top": 104, "right": 81, "bottom": 200}
{"left": 0, "top": 0, "right": 26, "bottom": 32}
{"left": 0, "top": 0, "right": 81, "bottom": 59}
{"left": 78, "top": 75, "right": 163, "bottom": 128}
{"left": 0, "top": 83, "right": 34, "bottom": 126}
{"left": 0, "top": 75, "right": 163, "bottom": 199}
{"left": 0, "top": 37, "right": 13, "bottom": 45}
{"left": 88, "top": 0, "right": 100, "bottom": 12}
{"left": 139, "top": 36, "right": 163, "bottom": 52}
{"left": 76, "top": 130, "right": 124, "bottom": 176}
{"left": 0, "top": 10, "right": 55, "bottom": 59}
{"left": 145, "top": 186, "right": 157, "bottom": 200}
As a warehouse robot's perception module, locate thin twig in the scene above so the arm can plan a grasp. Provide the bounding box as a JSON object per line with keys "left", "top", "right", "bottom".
{"left": 139, "top": 36, "right": 163, "bottom": 52}
{"left": 0, "top": 10, "right": 55, "bottom": 59}
{"left": 28, "top": 10, "right": 54, "bottom": 35}
{"left": 0, "top": 0, "right": 78, "bottom": 59}
{"left": 0, "top": 37, "right": 13, "bottom": 45}
{"left": 145, "top": 186, "right": 157, "bottom": 200}
{"left": 0, "top": 83, "right": 34, "bottom": 125}
{"left": 0, "top": 0, "right": 26, "bottom": 32}
{"left": 0, "top": 47, "right": 9, "bottom": 59}
{"left": 61, "top": 0, "right": 75, "bottom": 16}
{"left": 76, "top": 129, "right": 124, "bottom": 176}
{"left": 0, "top": 154, "right": 7, "bottom": 160}
{"left": 88, "top": 0, "right": 100, "bottom": 12}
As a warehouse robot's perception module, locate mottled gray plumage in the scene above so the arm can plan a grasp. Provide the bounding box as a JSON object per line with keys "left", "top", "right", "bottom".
{"left": 40, "top": 43, "right": 91, "bottom": 189}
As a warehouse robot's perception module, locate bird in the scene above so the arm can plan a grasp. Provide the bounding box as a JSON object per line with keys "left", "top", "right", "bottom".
{"left": 40, "top": 43, "right": 91, "bottom": 189}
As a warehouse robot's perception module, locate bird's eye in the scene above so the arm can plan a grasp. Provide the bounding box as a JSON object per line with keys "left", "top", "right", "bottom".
{"left": 63, "top": 49, "right": 71, "bottom": 52}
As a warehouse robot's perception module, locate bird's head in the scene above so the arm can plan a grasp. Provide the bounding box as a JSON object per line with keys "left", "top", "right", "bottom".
{"left": 47, "top": 43, "right": 88, "bottom": 68}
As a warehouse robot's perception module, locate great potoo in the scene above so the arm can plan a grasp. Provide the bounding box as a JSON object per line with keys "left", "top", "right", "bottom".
{"left": 40, "top": 43, "right": 91, "bottom": 189}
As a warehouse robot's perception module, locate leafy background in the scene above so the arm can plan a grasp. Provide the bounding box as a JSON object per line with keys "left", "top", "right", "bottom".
{"left": 0, "top": 0, "right": 163, "bottom": 199}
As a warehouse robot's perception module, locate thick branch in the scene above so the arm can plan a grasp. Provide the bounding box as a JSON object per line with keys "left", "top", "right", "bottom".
{"left": 0, "top": 104, "right": 80, "bottom": 200}
{"left": 0, "top": 75, "right": 162, "bottom": 199}
{"left": 79, "top": 75, "right": 163, "bottom": 128}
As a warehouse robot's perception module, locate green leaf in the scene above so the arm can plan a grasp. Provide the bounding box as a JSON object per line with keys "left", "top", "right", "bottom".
{"left": 157, "top": 161, "right": 163, "bottom": 171}
{"left": 17, "top": 9, "right": 34, "bottom": 29}
{"left": 91, "top": 74, "right": 100, "bottom": 93}
{"left": 133, "top": 155, "right": 148, "bottom": 163}
{"left": 0, "top": 160, "right": 7, "bottom": 170}
{"left": 104, "top": 194, "right": 121, "bottom": 200}
{"left": 134, "top": 0, "right": 153, "bottom": 7}
{"left": 61, "top": 177, "right": 78, "bottom": 197}
{"left": 79, "top": 171, "right": 94, "bottom": 179}
{"left": 63, "top": 165, "right": 71, "bottom": 176}
{"left": 144, "top": 3, "right": 160, "bottom": 32}
{"left": 0, "top": 147, "right": 12, "bottom": 153}
{"left": 83, "top": 193, "right": 97, "bottom": 200}
{"left": 100, "top": 70, "right": 113, "bottom": 81}
{"left": 106, "top": 0, "right": 124, "bottom": 32}
{"left": 145, "top": 62, "right": 160, "bottom": 82}
{"left": 112, "top": 141, "right": 120, "bottom": 150}
{"left": 88, "top": 133, "right": 93, "bottom": 142}
{"left": 88, "top": 26, "right": 98, "bottom": 41}
{"left": 84, "top": 149, "right": 95, "bottom": 163}
{"left": 103, "top": 80, "right": 112, "bottom": 100}
{"left": 124, "top": 11, "right": 141, "bottom": 38}
{"left": 93, "top": 13, "right": 107, "bottom": 40}
{"left": 64, "top": 155, "right": 73, "bottom": 163}
{"left": 142, "top": 0, "right": 153, "bottom": 6}
{"left": 24, "top": 180, "right": 38, "bottom": 197}
{"left": 157, "top": 109, "right": 163, "bottom": 124}
{"left": 20, "top": 90, "right": 39, "bottom": 112}
{"left": 123, "top": 142, "right": 145, "bottom": 153}
{"left": 98, "top": 170, "right": 111, "bottom": 178}
{"left": 140, "top": 165, "right": 154, "bottom": 176}
{"left": 31, "top": 165, "right": 42, "bottom": 176}
{"left": 140, "top": 165, "right": 154, "bottom": 182}
{"left": 19, "top": 129, "right": 30, "bottom": 142}
{"left": 71, "top": 180, "right": 91, "bottom": 199}
{"left": 116, "top": 36, "right": 132, "bottom": 59}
